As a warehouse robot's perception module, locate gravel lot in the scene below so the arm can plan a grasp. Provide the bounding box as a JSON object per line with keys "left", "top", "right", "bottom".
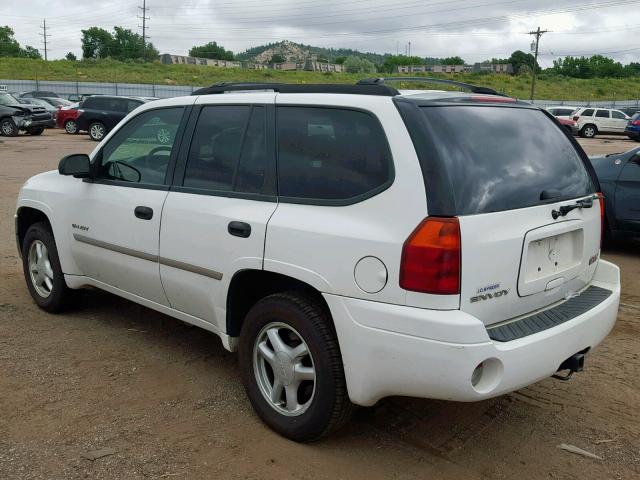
{"left": 1, "top": 130, "right": 639, "bottom": 480}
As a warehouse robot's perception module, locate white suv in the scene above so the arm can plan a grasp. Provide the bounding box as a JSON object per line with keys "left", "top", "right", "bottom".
{"left": 15, "top": 80, "right": 621, "bottom": 441}
{"left": 572, "top": 107, "right": 630, "bottom": 137}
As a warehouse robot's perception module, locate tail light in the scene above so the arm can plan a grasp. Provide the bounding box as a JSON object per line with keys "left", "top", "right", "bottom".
{"left": 632, "top": 120, "right": 640, "bottom": 126}
{"left": 400, "top": 217, "right": 461, "bottom": 295}
{"left": 573, "top": 116, "right": 580, "bottom": 121}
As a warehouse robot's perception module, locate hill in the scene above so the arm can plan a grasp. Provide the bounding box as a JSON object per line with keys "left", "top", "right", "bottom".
{"left": 1, "top": 58, "right": 638, "bottom": 101}
{"left": 235, "top": 40, "right": 387, "bottom": 65}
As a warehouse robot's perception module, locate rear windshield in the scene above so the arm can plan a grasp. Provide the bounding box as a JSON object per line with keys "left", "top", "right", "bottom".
{"left": 405, "top": 105, "right": 595, "bottom": 215}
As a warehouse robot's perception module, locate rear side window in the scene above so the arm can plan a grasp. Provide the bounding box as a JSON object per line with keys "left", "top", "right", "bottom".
{"left": 632, "top": 113, "right": 640, "bottom": 121}
{"left": 612, "top": 111, "right": 627, "bottom": 120}
{"left": 183, "top": 105, "right": 270, "bottom": 195}
{"left": 581, "top": 109, "right": 595, "bottom": 116}
{"left": 84, "top": 97, "right": 104, "bottom": 109}
{"left": 403, "top": 105, "right": 595, "bottom": 215}
{"left": 276, "top": 107, "right": 393, "bottom": 203}
{"left": 595, "top": 110, "right": 609, "bottom": 118}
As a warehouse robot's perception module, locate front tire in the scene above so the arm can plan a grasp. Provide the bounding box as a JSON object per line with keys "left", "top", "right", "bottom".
{"left": 239, "top": 292, "right": 352, "bottom": 442}
{"left": 580, "top": 124, "right": 597, "bottom": 138}
{"left": 64, "top": 119, "right": 78, "bottom": 134}
{"left": 88, "top": 121, "right": 106, "bottom": 141}
{"left": 27, "top": 126, "right": 44, "bottom": 136}
{"left": 1, "top": 118, "right": 19, "bottom": 137}
{"left": 21, "top": 222, "right": 73, "bottom": 313}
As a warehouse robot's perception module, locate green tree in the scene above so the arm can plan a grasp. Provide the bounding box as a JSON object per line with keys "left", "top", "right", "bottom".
{"left": 0, "top": 26, "right": 41, "bottom": 58}
{"left": 334, "top": 56, "right": 347, "bottom": 64}
{"left": 269, "top": 53, "right": 285, "bottom": 64}
{"left": 343, "top": 56, "right": 376, "bottom": 73}
{"left": 509, "top": 50, "right": 538, "bottom": 75}
{"left": 189, "top": 41, "right": 234, "bottom": 60}
{"left": 65, "top": 52, "right": 77, "bottom": 61}
{"left": 81, "top": 26, "right": 158, "bottom": 61}
{"left": 381, "top": 54, "right": 426, "bottom": 73}
{"left": 441, "top": 56, "right": 465, "bottom": 65}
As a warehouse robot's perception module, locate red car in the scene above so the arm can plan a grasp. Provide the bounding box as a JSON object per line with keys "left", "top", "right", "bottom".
{"left": 55, "top": 102, "right": 81, "bottom": 134}
{"left": 557, "top": 117, "right": 579, "bottom": 136}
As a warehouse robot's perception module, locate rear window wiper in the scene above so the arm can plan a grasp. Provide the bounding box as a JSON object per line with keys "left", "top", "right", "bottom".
{"left": 551, "top": 197, "right": 594, "bottom": 219}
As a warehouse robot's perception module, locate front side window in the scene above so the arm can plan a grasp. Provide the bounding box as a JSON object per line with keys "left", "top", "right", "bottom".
{"left": 276, "top": 106, "right": 393, "bottom": 202}
{"left": 595, "top": 110, "right": 610, "bottom": 118}
{"left": 96, "top": 107, "right": 183, "bottom": 185}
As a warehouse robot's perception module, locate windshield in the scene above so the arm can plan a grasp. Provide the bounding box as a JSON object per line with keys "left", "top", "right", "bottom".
{"left": 0, "top": 93, "right": 21, "bottom": 107}
{"left": 405, "top": 105, "right": 596, "bottom": 215}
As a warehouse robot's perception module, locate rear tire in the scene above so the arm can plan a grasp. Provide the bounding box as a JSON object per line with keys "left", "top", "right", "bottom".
{"left": 1, "top": 118, "right": 19, "bottom": 137}
{"left": 580, "top": 124, "right": 597, "bottom": 138}
{"left": 238, "top": 292, "right": 353, "bottom": 442}
{"left": 88, "top": 121, "right": 106, "bottom": 141}
{"left": 27, "top": 126, "right": 44, "bottom": 136}
{"left": 64, "top": 119, "right": 78, "bottom": 134}
{"left": 21, "top": 222, "right": 74, "bottom": 313}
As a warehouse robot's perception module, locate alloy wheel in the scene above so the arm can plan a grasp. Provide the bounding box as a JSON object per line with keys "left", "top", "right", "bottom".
{"left": 28, "top": 240, "right": 54, "bottom": 298}
{"left": 253, "top": 322, "right": 316, "bottom": 416}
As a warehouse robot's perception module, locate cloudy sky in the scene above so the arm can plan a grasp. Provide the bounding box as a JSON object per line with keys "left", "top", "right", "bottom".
{"left": 2, "top": 0, "right": 640, "bottom": 65}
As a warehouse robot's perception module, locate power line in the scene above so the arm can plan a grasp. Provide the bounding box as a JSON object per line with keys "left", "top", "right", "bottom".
{"left": 529, "top": 26, "right": 549, "bottom": 100}
{"left": 39, "top": 18, "right": 51, "bottom": 61}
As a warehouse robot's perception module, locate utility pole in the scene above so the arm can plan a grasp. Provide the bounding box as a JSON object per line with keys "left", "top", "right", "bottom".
{"left": 40, "top": 19, "right": 51, "bottom": 61}
{"left": 138, "top": 0, "right": 150, "bottom": 60}
{"left": 528, "top": 27, "right": 548, "bottom": 101}
{"left": 408, "top": 41, "right": 411, "bottom": 57}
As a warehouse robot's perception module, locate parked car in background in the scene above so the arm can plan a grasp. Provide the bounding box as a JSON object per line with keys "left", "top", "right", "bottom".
{"left": 38, "top": 97, "right": 73, "bottom": 109}
{"left": 19, "top": 91, "right": 60, "bottom": 99}
{"left": 557, "top": 117, "right": 579, "bottom": 135}
{"left": 546, "top": 106, "right": 579, "bottom": 119}
{"left": 572, "top": 107, "right": 631, "bottom": 138}
{"left": 56, "top": 102, "right": 81, "bottom": 134}
{"left": 619, "top": 107, "right": 639, "bottom": 117}
{"left": 17, "top": 98, "right": 57, "bottom": 128}
{"left": 624, "top": 113, "right": 640, "bottom": 141}
{"left": 0, "top": 92, "right": 52, "bottom": 136}
{"left": 14, "top": 81, "right": 620, "bottom": 441}
{"left": 77, "top": 95, "right": 148, "bottom": 141}
{"left": 590, "top": 148, "right": 640, "bottom": 237}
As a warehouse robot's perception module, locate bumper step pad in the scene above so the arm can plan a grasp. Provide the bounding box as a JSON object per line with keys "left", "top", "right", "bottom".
{"left": 487, "top": 286, "right": 613, "bottom": 342}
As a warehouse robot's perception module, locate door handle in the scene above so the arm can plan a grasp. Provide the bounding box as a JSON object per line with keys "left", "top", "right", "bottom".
{"left": 134, "top": 206, "right": 154, "bottom": 220}
{"left": 228, "top": 221, "right": 251, "bottom": 238}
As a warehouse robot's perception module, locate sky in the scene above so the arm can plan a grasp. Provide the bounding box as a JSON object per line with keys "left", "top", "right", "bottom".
{"left": 2, "top": 0, "right": 640, "bottom": 65}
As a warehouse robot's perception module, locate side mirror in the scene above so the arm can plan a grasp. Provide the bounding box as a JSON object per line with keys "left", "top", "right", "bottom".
{"left": 58, "top": 154, "right": 91, "bottom": 178}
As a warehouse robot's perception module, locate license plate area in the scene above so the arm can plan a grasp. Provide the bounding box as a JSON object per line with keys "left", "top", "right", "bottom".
{"left": 519, "top": 222, "right": 584, "bottom": 297}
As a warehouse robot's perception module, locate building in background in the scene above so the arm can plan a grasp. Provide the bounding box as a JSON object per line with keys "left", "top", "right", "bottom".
{"left": 160, "top": 54, "right": 241, "bottom": 68}
{"left": 396, "top": 63, "right": 513, "bottom": 74}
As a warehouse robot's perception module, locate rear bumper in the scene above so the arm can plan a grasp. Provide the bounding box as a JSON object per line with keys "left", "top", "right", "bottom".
{"left": 625, "top": 128, "right": 640, "bottom": 139}
{"left": 325, "top": 260, "right": 620, "bottom": 406}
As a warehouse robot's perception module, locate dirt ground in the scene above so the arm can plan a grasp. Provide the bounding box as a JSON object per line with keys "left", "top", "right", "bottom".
{"left": 0, "top": 130, "right": 639, "bottom": 480}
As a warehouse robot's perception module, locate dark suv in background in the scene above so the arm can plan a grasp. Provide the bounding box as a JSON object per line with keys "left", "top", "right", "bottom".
{"left": 77, "top": 95, "right": 148, "bottom": 141}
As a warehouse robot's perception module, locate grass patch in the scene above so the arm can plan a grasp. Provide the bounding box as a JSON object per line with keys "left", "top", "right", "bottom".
{"left": 1, "top": 58, "right": 639, "bottom": 100}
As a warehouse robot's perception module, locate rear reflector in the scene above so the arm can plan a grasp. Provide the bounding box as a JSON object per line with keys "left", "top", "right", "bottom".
{"left": 598, "top": 193, "right": 605, "bottom": 247}
{"left": 400, "top": 217, "right": 461, "bottom": 295}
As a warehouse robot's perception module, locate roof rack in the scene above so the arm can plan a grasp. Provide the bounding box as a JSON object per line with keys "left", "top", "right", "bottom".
{"left": 357, "top": 77, "right": 500, "bottom": 95}
{"left": 193, "top": 82, "right": 399, "bottom": 96}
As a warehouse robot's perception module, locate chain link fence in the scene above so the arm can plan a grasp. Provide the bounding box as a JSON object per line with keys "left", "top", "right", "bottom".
{"left": 2, "top": 79, "right": 639, "bottom": 110}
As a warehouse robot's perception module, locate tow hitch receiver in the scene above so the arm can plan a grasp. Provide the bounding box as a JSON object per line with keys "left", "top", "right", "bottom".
{"left": 552, "top": 353, "right": 585, "bottom": 381}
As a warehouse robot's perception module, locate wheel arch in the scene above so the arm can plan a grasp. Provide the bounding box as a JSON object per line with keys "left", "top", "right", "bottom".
{"left": 226, "top": 269, "right": 332, "bottom": 338}
{"left": 15, "top": 206, "right": 52, "bottom": 257}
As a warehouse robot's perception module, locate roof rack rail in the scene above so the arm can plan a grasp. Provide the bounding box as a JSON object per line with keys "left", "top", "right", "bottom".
{"left": 357, "top": 77, "right": 501, "bottom": 95}
{"left": 193, "top": 82, "right": 399, "bottom": 96}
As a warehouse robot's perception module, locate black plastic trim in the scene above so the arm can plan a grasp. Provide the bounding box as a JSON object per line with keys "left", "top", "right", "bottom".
{"left": 487, "top": 285, "right": 613, "bottom": 342}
